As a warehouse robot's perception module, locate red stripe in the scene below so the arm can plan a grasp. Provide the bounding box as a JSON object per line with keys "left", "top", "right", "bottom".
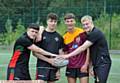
{"left": 9, "top": 50, "right": 21, "bottom": 67}
{"left": 9, "top": 73, "right": 14, "bottom": 80}
{"left": 36, "top": 69, "right": 38, "bottom": 80}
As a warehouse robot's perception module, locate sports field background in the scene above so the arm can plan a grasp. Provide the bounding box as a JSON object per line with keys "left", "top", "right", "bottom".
{"left": 0, "top": 47, "right": 120, "bottom": 83}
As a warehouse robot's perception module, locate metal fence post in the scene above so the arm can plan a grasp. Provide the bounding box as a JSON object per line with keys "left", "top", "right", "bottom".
{"left": 109, "top": 5, "right": 112, "bottom": 49}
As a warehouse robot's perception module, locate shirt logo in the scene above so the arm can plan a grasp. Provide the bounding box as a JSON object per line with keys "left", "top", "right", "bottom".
{"left": 75, "top": 37, "right": 81, "bottom": 43}
{"left": 72, "top": 44, "right": 78, "bottom": 49}
{"left": 55, "top": 37, "right": 59, "bottom": 42}
{"left": 43, "top": 36, "right": 46, "bottom": 40}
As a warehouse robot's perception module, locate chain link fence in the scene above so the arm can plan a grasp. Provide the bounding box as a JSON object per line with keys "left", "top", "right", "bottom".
{"left": 0, "top": 1, "right": 120, "bottom": 49}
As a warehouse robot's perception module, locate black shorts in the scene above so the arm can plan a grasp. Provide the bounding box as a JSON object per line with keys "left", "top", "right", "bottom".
{"left": 36, "top": 67, "right": 59, "bottom": 81}
{"left": 7, "top": 67, "right": 31, "bottom": 80}
{"left": 93, "top": 64, "right": 111, "bottom": 83}
{"left": 66, "top": 67, "right": 89, "bottom": 78}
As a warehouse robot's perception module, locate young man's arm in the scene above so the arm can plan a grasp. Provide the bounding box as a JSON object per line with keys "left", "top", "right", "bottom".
{"left": 36, "top": 26, "right": 45, "bottom": 42}
{"left": 28, "top": 44, "right": 57, "bottom": 57}
{"left": 62, "top": 40, "right": 92, "bottom": 59}
{"left": 80, "top": 48, "right": 90, "bottom": 73}
{"left": 55, "top": 48, "right": 64, "bottom": 80}
{"left": 33, "top": 52, "right": 54, "bottom": 64}
{"left": 84, "top": 48, "right": 90, "bottom": 66}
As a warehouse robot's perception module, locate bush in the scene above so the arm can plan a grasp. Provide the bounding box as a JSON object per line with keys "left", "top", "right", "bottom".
{"left": 1, "top": 14, "right": 120, "bottom": 49}
{"left": 3, "top": 18, "right": 25, "bottom": 45}
{"left": 94, "top": 13, "right": 120, "bottom": 49}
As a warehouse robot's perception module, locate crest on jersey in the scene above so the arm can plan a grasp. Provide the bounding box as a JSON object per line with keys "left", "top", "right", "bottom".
{"left": 72, "top": 44, "right": 78, "bottom": 49}
{"left": 55, "top": 37, "right": 59, "bottom": 42}
{"left": 43, "top": 36, "right": 46, "bottom": 40}
{"left": 75, "top": 36, "right": 81, "bottom": 43}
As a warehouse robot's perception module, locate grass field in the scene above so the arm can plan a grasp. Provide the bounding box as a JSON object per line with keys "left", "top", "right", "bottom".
{"left": 0, "top": 48, "right": 120, "bottom": 83}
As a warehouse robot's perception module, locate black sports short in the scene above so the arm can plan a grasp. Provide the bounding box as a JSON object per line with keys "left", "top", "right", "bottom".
{"left": 7, "top": 67, "right": 31, "bottom": 80}
{"left": 36, "top": 67, "right": 59, "bottom": 81}
{"left": 66, "top": 67, "right": 89, "bottom": 78}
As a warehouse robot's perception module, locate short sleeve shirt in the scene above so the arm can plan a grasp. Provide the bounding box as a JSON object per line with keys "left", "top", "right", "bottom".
{"left": 87, "top": 27, "right": 111, "bottom": 66}
{"left": 9, "top": 32, "right": 33, "bottom": 68}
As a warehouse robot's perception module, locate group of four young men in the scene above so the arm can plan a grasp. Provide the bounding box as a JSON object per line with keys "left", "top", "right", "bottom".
{"left": 7, "top": 13, "right": 111, "bottom": 83}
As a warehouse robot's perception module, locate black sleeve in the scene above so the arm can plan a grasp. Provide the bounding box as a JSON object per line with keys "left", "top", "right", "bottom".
{"left": 59, "top": 37, "right": 64, "bottom": 49}
{"left": 20, "top": 37, "right": 33, "bottom": 47}
{"left": 34, "top": 41, "right": 41, "bottom": 47}
{"left": 87, "top": 30, "right": 102, "bottom": 44}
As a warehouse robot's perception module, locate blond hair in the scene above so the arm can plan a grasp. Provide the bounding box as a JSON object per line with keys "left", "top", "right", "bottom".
{"left": 81, "top": 15, "right": 93, "bottom": 23}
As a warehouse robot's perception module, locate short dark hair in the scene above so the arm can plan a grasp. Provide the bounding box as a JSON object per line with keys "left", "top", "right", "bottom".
{"left": 28, "top": 23, "right": 39, "bottom": 31}
{"left": 47, "top": 13, "right": 58, "bottom": 20}
{"left": 64, "top": 13, "right": 75, "bottom": 20}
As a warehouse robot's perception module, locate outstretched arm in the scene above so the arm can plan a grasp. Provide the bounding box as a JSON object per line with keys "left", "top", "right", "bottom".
{"left": 33, "top": 52, "right": 54, "bottom": 64}
{"left": 28, "top": 44, "right": 57, "bottom": 57}
{"left": 63, "top": 40, "right": 92, "bottom": 59}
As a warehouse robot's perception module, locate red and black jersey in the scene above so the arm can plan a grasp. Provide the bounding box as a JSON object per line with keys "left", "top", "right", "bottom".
{"left": 63, "top": 28, "right": 87, "bottom": 68}
{"left": 8, "top": 32, "right": 33, "bottom": 68}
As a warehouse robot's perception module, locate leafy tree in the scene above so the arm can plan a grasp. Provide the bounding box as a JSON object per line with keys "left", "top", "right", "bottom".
{"left": 5, "top": 18, "right": 13, "bottom": 33}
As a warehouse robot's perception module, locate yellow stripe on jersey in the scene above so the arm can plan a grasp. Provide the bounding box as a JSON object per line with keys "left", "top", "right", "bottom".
{"left": 63, "top": 27, "right": 84, "bottom": 45}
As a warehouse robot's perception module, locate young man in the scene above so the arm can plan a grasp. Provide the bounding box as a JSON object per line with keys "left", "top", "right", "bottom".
{"left": 7, "top": 23, "right": 57, "bottom": 80}
{"left": 60, "top": 15, "right": 112, "bottom": 83}
{"left": 63, "top": 13, "right": 89, "bottom": 83}
{"left": 34, "top": 13, "right": 64, "bottom": 83}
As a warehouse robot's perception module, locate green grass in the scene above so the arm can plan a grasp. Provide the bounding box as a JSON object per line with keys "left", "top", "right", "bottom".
{"left": 0, "top": 49, "right": 120, "bottom": 83}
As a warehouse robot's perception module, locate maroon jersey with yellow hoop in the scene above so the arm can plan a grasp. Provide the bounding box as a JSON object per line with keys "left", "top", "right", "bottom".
{"left": 63, "top": 28, "right": 87, "bottom": 68}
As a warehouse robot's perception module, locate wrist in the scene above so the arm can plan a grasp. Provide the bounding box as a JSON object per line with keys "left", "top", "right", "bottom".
{"left": 84, "top": 63, "right": 89, "bottom": 66}
{"left": 67, "top": 54, "right": 71, "bottom": 58}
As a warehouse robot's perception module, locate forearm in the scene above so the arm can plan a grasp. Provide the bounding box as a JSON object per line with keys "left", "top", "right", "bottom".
{"left": 33, "top": 52, "right": 51, "bottom": 63}
{"left": 67, "top": 45, "right": 86, "bottom": 58}
{"left": 36, "top": 26, "right": 44, "bottom": 42}
{"left": 37, "top": 48, "right": 56, "bottom": 56}
{"left": 67, "top": 41, "right": 92, "bottom": 58}
{"left": 84, "top": 48, "right": 90, "bottom": 66}
{"left": 30, "top": 44, "right": 57, "bottom": 56}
